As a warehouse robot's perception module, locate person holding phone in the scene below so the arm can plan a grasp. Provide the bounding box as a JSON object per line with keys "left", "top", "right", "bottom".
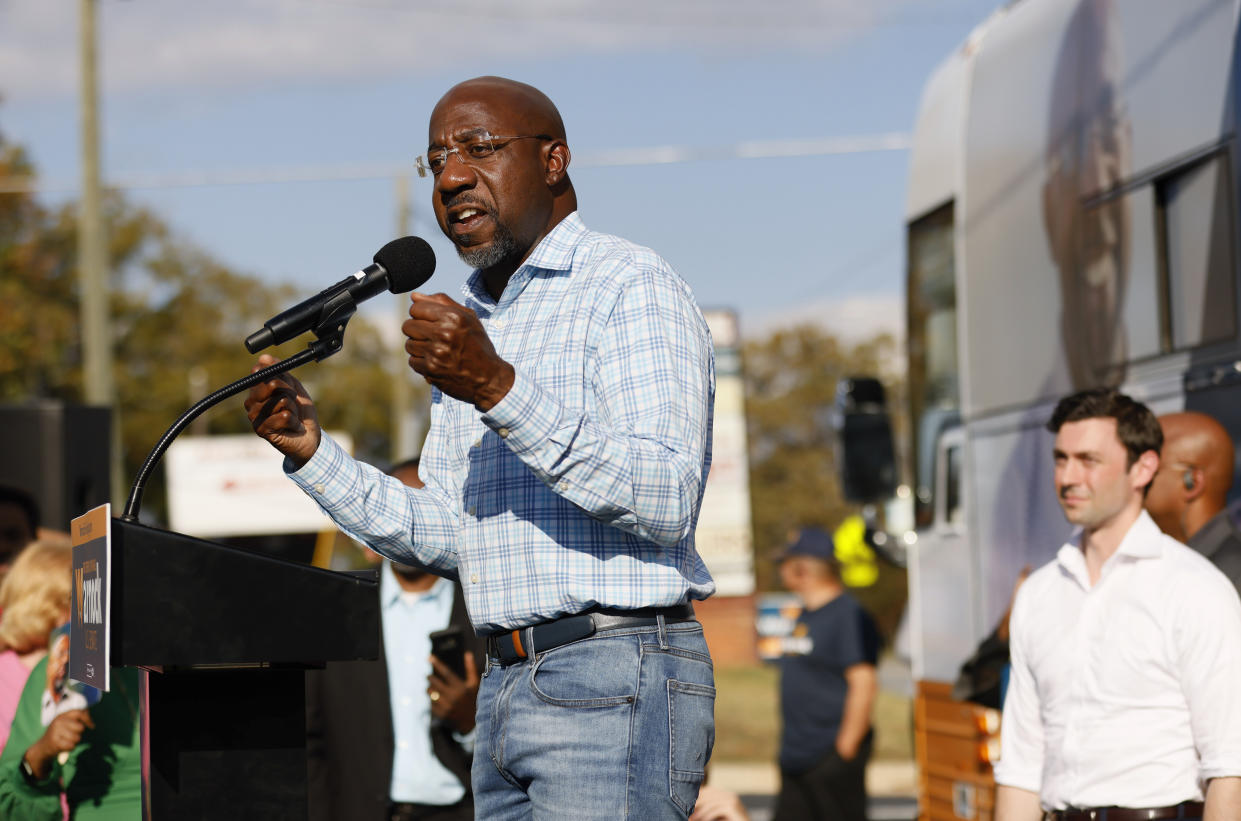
{"left": 306, "top": 458, "right": 486, "bottom": 821}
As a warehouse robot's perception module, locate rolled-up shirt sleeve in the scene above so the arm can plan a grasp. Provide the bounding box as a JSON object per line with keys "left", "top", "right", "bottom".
{"left": 994, "top": 585, "right": 1045, "bottom": 795}
{"left": 1177, "top": 572, "right": 1241, "bottom": 780}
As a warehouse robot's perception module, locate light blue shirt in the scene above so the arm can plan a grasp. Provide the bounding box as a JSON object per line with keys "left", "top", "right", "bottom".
{"left": 381, "top": 567, "right": 464, "bottom": 804}
{"left": 293, "top": 212, "right": 716, "bottom": 632}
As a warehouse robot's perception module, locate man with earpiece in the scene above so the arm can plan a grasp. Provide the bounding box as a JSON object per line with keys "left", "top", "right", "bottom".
{"left": 1145, "top": 411, "right": 1241, "bottom": 596}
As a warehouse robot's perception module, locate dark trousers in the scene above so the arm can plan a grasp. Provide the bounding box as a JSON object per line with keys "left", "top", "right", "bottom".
{"left": 387, "top": 797, "right": 473, "bottom": 821}
{"left": 773, "top": 733, "right": 872, "bottom": 821}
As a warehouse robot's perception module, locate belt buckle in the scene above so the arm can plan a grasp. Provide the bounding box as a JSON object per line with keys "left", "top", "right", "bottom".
{"left": 486, "top": 632, "right": 522, "bottom": 665}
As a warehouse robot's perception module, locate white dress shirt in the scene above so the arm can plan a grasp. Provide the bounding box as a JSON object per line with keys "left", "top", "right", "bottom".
{"left": 381, "top": 569, "right": 464, "bottom": 805}
{"left": 995, "top": 510, "right": 1241, "bottom": 809}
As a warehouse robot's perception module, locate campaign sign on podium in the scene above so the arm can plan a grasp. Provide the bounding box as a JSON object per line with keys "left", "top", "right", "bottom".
{"left": 69, "top": 504, "right": 111, "bottom": 691}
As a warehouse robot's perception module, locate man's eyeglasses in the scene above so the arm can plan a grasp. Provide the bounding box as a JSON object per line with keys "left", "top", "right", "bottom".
{"left": 416, "top": 132, "right": 553, "bottom": 178}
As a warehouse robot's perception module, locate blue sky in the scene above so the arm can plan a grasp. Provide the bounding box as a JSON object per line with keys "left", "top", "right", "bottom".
{"left": 0, "top": 0, "right": 1002, "bottom": 341}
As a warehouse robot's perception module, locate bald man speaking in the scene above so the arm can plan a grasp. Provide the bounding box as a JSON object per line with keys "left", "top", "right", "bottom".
{"left": 1145, "top": 411, "right": 1241, "bottom": 594}
{"left": 247, "top": 76, "right": 717, "bottom": 820}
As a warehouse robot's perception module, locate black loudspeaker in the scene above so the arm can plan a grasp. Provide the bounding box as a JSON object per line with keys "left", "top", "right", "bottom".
{"left": 833, "top": 377, "right": 899, "bottom": 504}
{"left": 0, "top": 402, "right": 112, "bottom": 532}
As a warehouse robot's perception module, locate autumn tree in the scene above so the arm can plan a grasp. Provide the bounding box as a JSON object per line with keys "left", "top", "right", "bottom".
{"left": 0, "top": 131, "right": 80, "bottom": 399}
{"left": 743, "top": 323, "right": 907, "bottom": 637}
{"left": 0, "top": 124, "right": 426, "bottom": 521}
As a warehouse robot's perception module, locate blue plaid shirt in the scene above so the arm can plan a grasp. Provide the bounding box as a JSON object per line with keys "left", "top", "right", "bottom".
{"left": 292, "top": 213, "right": 716, "bottom": 632}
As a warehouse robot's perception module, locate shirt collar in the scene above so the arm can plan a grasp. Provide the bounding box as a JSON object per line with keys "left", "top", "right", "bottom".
{"left": 380, "top": 562, "right": 450, "bottom": 609}
{"left": 1116, "top": 510, "right": 1165, "bottom": 558}
{"left": 1056, "top": 509, "right": 1164, "bottom": 586}
{"left": 461, "top": 211, "right": 586, "bottom": 310}
{"left": 520, "top": 210, "right": 585, "bottom": 273}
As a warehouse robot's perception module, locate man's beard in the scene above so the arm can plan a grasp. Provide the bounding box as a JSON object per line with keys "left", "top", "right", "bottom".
{"left": 391, "top": 562, "right": 429, "bottom": 583}
{"left": 457, "top": 219, "right": 520, "bottom": 270}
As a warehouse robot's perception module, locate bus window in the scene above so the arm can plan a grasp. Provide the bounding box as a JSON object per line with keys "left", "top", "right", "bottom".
{"left": 1158, "top": 152, "right": 1237, "bottom": 350}
{"left": 908, "top": 201, "right": 959, "bottom": 526}
{"left": 933, "top": 426, "right": 965, "bottom": 531}
{"left": 945, "top": 442, "right": 963, "bottom": 526}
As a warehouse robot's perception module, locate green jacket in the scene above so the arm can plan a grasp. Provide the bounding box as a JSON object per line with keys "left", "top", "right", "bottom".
{"left": 0, "top": 659, "right": 140, "bottom": 820}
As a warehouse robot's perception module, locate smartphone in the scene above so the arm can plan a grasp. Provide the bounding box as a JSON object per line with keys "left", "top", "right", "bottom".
{"left": 429, "top": 626, "right": 467, "bottom": 679}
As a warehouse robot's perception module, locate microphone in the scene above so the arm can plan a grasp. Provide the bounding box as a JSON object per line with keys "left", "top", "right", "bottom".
{"left": 245, "top": 236, "right": 436, "bottom": 354}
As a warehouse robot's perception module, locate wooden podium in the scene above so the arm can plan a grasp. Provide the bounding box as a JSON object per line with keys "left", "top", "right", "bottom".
{"left": 109, "top": 517, "right": 378, "bottom": 820}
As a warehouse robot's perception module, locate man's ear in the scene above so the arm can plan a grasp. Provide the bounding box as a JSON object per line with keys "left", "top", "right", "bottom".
{"left": 1132, "top": 449, "right": 1160, "bottom": 491}
{"left": 545, "top": 141, "right": 570, "bottom": 186}
{"left": 1184, "top": 467, "right": 1206, "bottom": 501}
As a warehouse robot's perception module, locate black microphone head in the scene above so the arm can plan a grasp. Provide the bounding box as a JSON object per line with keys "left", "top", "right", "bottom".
{"left": 374, "top": 236, "right": 435, "bottom": 293}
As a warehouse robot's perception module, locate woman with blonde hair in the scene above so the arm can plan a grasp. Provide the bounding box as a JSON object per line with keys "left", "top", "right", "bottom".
{"left": 0, "top": 541, "right": 72, "bottom": 751}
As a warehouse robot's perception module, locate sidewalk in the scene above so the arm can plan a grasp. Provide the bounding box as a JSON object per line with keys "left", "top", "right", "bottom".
{"left": 707, "top": 758, "right": 917, "bottom": 797}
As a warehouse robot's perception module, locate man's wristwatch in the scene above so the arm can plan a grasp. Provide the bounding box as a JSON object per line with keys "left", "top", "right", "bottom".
{"left": 19, "top": 754, "right": 41, "bottom": 786}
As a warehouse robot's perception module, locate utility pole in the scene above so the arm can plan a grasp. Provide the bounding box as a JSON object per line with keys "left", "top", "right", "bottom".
{"left": 390, "top": 173, "right": 422, "bottom": 462}
{"left": 79, "top": 0, "right": 123, "bottom": 505}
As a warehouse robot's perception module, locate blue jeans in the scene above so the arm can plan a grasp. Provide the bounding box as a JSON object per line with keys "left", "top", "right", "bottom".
{"left": 472, "top": 619, "right": 716, "bottom": 820}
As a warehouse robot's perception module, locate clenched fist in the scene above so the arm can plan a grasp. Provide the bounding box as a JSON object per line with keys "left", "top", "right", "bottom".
{"left": 403, "top": 293, "right": 514, "bottom": 410}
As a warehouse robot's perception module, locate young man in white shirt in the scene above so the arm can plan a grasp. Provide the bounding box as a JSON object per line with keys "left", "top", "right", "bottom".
{"left": 994, "top": 388, "right": 1241, "bottom": 821}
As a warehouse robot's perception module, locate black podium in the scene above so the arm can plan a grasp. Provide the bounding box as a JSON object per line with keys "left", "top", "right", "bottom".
{"left": 109, "top": 517, "right": 378, "bottom": 820}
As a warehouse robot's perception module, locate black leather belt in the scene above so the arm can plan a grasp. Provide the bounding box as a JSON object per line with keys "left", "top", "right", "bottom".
{"left": 1045, "top": 802, "right": 1204, "bottom": 821}
{"left": 487, "top": 604, "right": 696, "bottom": 665}
{"left": 388, "top": 799, "right": 470, "bottom": 821}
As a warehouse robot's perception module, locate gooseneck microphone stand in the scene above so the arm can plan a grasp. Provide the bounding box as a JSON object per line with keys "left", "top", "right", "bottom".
{"left": 120, "top": 291, "right": 358, "bottom": 522}
{"left": 101, "top": 293, "right": 382, "bottom": 821}
{"left": 100, "top": 279, "right": 385, "bottom": 819}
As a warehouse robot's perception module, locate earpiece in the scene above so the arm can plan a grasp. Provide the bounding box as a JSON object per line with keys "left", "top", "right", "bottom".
{"left": 1183, "top": 469, "right": 1195, "bottom": 491}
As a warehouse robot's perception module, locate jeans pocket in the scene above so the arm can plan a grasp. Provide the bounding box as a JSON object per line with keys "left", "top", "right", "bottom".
{"left": 667, "top": 680, "right": 716, "bottom": 815}
{"left": 529, "top": 636, "right": 639, "bottom": 708}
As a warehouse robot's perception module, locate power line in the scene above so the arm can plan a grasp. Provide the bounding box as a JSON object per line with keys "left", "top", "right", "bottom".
{"left": 0, "top": 132, "right": 910, "bottom": 195}
{"left": 297, "top": 0, "right": 987, "bottom": 32}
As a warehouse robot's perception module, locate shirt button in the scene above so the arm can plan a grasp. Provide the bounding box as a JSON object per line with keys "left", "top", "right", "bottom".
{"left": 497, "top": 427, "right": 510, "bottom": 438}
{"left": 493, "top": 319, "right": 505, "bottom": 330}
{"left": 313, "top": 483, "right": 325, "bottom": 494}
{"left": 558, "top": 481, "right": 569, "bottom": 492}
{"left": 401, "top": 697, "right": 411, "bottom": 706}
{"left": 472, "top": 438, "right": 482, "bottom": 448}
{"left": 397, "top": 741, "right": 408, "bottom": 750}
{"left": 470, "top": 574, "right": 479, "bottom": 584}
{"left": 468, "top": 505, "right": 477, "bottom": 516}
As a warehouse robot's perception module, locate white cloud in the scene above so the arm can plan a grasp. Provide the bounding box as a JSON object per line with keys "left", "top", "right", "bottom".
{"left": 0, "top": 0, "right": 919, "bottom": 99}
